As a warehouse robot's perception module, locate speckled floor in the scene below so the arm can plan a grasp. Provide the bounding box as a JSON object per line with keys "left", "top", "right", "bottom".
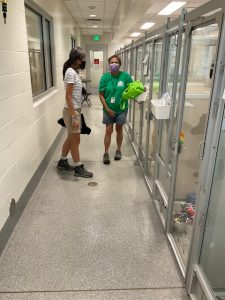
{"left": 0, "top": 96, "right": 188, "bottom": 300}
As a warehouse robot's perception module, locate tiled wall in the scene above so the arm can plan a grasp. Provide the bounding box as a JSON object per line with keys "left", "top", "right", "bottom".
{"left": 0, "top": 0, "right": 80, "bottom": 230}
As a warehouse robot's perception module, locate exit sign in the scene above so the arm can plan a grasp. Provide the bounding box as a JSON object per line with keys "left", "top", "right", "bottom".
{"left": 93, "top": 35, "right": 100, "bottom": 41}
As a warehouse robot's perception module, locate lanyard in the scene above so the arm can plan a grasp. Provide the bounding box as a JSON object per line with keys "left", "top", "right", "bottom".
{"left": 110, "top": 74, "right": 120, "bottom": 94}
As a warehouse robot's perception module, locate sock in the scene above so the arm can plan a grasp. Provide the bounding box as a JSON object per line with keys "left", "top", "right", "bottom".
{"left": 61, "top": 156, "right": 67, "bottom": 160}
{"left": 74, "top": 161, "right": 82, "bottom": 167}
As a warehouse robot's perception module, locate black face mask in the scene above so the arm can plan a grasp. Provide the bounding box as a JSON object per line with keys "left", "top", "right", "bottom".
{"left": 80, "top": 61, "right": 86, "bottom": 69}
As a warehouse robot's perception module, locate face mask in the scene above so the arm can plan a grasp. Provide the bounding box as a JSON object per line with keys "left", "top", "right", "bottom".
{"left": 80, "top": 61, "right": 86, "bottom": 70}
{"left": 109, "top": 63, "right": 120, "bottom": 73}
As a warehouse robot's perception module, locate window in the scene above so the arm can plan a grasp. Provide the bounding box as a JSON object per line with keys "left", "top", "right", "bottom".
{"left": 25, "top": 5, "right": 54, "bottom": 97}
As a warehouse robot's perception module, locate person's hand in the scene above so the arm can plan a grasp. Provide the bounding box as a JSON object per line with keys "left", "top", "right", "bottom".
{"left": 107, "top": 108, "right": 116, "bottom": 118}
{"left": 72, "top": 117, "right": 80, "bottom": 129}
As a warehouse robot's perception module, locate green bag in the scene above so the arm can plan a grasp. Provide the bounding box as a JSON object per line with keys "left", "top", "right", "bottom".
{"left": 121, "top": 80, "right": 145, "bottom": 110}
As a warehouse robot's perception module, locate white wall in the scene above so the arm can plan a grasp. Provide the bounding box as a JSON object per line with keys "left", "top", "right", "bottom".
{"left": 81, "top": 33, "right": 132, "bottom": 57}
{"left": 81, "top": 32, "right": 111, "bottom": 47}
{"left": 108, "top": 39, "right": 133, "bottom": 57}
{"left": 0, "top": 0, "right": 80, "bottom": 231}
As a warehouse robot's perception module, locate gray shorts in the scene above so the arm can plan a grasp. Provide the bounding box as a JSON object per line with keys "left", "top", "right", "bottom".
{"left": 63, "top": 107, "right": 81, "bottom": 134}
{"left": 103, "top": 110, "right": 128, "bottom": 125}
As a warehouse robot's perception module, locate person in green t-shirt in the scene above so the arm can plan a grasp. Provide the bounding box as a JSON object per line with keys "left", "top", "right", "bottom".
{"left": 99, "top": 55, "right": 133, "bottom": 165}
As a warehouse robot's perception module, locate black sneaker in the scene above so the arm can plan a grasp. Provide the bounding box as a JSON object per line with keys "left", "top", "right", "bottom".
{"left": 103, "top": 153, "right": 110, "bottom": 164}
{"left": 57, "top": 159, "right": 75, "bottom": 171}
{"left": 114, "top": 150, "right": 122, "bottom": 161}
{"left": 74, "top": 164, "right": 93, "bottom": 178}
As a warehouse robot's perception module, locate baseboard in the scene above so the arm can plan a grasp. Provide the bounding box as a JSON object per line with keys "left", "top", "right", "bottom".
{"left": 0, "top": 128, "right": 64, "bottom": 256}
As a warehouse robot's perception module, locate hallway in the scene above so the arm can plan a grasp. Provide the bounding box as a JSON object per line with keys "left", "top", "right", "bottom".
{"left": 0, "top": 96, "right": 187, "bottom": 300}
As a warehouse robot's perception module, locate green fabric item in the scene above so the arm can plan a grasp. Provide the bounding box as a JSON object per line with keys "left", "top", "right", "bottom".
{"left": 121, "top": 80, "right": 144, "bottom": 110}
{"left": 98, "top": 71, "right": 133, "bottom": 114}
{"left": 122, "top": 80, "right": 144, "bottom": 100}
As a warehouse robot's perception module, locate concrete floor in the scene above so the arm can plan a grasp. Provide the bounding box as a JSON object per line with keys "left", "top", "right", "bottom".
{"left": 0, "top": 96, "right": 188, "bottom": 299}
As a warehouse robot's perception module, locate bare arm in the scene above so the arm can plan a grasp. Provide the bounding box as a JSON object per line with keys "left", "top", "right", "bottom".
{"left": 66, "top": 83, "right": 79, "bottom": 117}
{"left": 66, "top": 83, "right": 80, "bottom": 129}
{"left": 99, "top": 92, "right": 115, "bottom": 117}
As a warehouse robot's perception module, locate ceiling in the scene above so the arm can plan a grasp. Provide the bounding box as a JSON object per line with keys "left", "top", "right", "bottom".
{"left": 63, "top": 0, "right": 210, "bottom": 42}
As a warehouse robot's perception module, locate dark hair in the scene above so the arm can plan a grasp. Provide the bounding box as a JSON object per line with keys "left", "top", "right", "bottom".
{"left": 63, "top": 47, "right": 85, "bottom": 79}
{"left": 108, "top": 55, "right": 121, "bottom": 66}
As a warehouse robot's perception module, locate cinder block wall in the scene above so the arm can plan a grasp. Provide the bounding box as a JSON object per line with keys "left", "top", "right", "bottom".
{"left": 0, "top": 0, "right": 80, "bottom": 230}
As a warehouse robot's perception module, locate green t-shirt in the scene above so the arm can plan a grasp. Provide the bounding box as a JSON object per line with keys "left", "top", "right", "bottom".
{"left": 98, "top": 71, "right": 133, "bottom": 114}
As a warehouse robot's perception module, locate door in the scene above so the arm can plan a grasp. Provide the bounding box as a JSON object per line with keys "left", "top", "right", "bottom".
{"left": 157, "top": 33, "right": 183, "bottom": 196}
{"left": 170, "top": 23, "right": 219, "bottom": 268}
{"left": 133, "top": 46, "right": 143, "bottom": 151}
{"left": 85, "top": 45, "right": 108, "bottom": 93}
{"left": 141, "top": 43, "right": 152, "bottom": 166}
{"left": 199, "top": 105, "right": 225, "bottom": 298}
{"left": 90, "top": 50, "right": 103, "bottom": 90}
{"left": 146, "top": 39, "right": 163, "bottom": 183}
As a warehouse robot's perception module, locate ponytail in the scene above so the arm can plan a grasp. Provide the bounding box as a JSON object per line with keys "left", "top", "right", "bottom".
{"left": 63, "top": 59, "right": 72, "bottom": 79}
{"left": 63, "top": 47, "right": 85, "bottom": 80}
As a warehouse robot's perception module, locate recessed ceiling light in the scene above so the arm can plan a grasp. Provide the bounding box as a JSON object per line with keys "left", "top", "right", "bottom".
{"left": 90, "top": 14, "right": 97, "bottom": 18}
{"left": 158, "top": 1, "right": 186, "bottom": 16}
{"left": 92, "top": 25, "right": 98, "bottom": 28}
{"left": 130, "top": 32, "right": 141, "bottom": 37}
{"left": 140, "top": 22, "right": 155, "bottom": 30}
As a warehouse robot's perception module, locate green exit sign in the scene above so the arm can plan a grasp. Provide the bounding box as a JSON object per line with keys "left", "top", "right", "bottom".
{"left": 93, "top": 35, "right": 100, "bottom": 41}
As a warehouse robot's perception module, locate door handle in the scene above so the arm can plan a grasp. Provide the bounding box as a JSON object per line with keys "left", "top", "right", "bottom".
{"left": 199, "top": 141, "right": 205, "bottom": 160}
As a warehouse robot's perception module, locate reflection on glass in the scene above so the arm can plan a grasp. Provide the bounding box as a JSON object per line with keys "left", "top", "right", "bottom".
{"left": 25, "top": 6, "right": 46, "bottom": 96}
{"left": 134, "top": 47, "right": 143, "bottom": 149}
{"left": 121, "top": 52, "right": 124, "bottom": 70}
{"left": 152, "top": 40, "right": 162, "bottom": 99}
{"left": 130, "top": 49, "right": 137, "bottom": 130}
{"left": 171, "top": 24, "right": 219, "bottom": 267}
{"left": 160, "top": 35, "right": 177, "bottom": 163}
{"left": 200, "top": 109, "right": 225, "bottom": 296}
{"left": 45, "top": 19, "right": 53, "bottom": 88}
{"left": 136, "top": 46, "right": 143, "bottom": 80}
{"left": 127, "top": 50, "right": 131, "bottom": 74}
{"left": 127, "top": 50, "right": 132, "bottom": 125}
{"left": 142, "top": 43, "right": 152, "bottom": 155}
{"left": 147, "top": 40, "right": 163, "bottom": 181}
{"left": 158, "top": 164, "right": 171, "bottom": 196}
{"left": 166, "top": 34, "right": 185, "bottom": 174}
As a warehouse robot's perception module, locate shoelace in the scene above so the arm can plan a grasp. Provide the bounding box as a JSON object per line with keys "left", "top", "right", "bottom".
{"left": 80, "top": 164, "right": 88, "bottom": 172}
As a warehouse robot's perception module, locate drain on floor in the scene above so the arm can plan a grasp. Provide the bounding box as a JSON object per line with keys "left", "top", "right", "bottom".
{"left": 88, "top": 182, "right": 98, "bottom": 187}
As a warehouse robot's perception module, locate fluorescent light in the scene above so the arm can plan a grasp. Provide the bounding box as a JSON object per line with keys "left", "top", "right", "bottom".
{"left": 90, "top": 14, "right": 97, "bottom": 17}
{"left": 158, "top": 1, "right": 186, "bottom": 16}
{"left": 131, "top": 32, "right": 141, "bottom": 37}
{"left": 140, "top": 22, "right": 155, "bottom": 30}
{"left": 92, "top": 25, "right": 98, "bottom": 28}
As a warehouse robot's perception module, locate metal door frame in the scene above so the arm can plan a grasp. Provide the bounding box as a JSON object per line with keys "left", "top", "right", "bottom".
{"left": 139, "top": 41, "right": 153, "bottom": 168}
{"left": 166, "top": 9, "right": 224, "bottom": 279}
{"left": 153, "top": 12, "right": 186, "bottom": 227}
{"left": 85, "top": 44, "right": 108, "bottom": 92}
{"left": 185, "top": 11, "right": 225, "bottom": 300}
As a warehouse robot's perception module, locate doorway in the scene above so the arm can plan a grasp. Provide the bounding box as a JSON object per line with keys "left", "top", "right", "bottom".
{"left": 85, "top": 45, "right": 108, "bottom": 94}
